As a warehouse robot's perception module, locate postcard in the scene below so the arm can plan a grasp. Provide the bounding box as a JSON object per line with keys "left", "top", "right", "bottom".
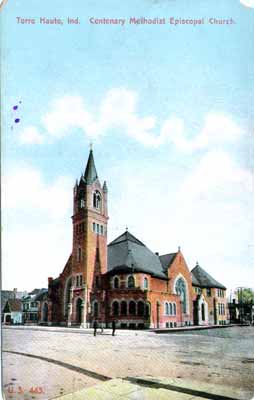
{"left": 1, "top": 0, "right": 254, "bottom": 399}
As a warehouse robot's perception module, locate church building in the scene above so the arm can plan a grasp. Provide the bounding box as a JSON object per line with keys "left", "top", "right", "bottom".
{"left": 39, "top": 149, "right": 227, "bottom": 328}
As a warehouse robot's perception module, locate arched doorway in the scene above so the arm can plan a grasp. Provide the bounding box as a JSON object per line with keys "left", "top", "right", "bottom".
{"left": 201, "top": 303, "right": 205, "bottom": 321}
{"left": 76, "top": 298, "right": 82, "bottom": 324}
{"left": 64, "top": 277, "right": 72, "bottom": 318}
{"left": 42, "top": 303, "right": 48, "bottom": 322}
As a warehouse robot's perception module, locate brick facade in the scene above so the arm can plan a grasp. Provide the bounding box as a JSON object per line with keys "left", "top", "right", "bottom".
{"left": 40, "top": 150, "right": 227, "bottom": 328}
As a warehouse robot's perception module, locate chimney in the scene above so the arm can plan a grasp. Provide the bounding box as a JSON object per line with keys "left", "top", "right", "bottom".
{"left": 48, "top": 277, "right": 53, "bottom": 285}
{"left": 13, "top": 288, "right": 17, "bottom": 299}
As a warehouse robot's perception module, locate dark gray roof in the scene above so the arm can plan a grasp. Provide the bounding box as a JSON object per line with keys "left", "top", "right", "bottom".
{"left": 34, "top": 289, "right": 48, "bottom": 301}
{"left": 159, "top": 253, "right": 177, "bottom": 271}
{"left": 191, "top": 264, "right": 226, "bottom": 290}
{"left": 191, "top": 273, "right": 200, "bottom": 286}
{"left": 107, "top": 231, "right": 167, "bottom": 279}
{"left": 29, "top": 288, "right": 41, "bottom": 295}
{"left": 84, "top": 149, "right": 98, "bottom": 184}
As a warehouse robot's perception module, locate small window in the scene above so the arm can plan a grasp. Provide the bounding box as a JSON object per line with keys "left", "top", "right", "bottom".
{"left": 206, "top": 288, "right": 211, "bottom": 297}
{"left": 77, "top": 247, "right": 82, "bottom": 262}
{"left": 127, "top": 276, "right": 135, "bottom": 288}
{"left": 100, "top": 225, "right": 103, "bottom": 235}
{"left": 173, "top": 303, "right": 176, "bottom": 316}
{"left": 144, "top": 277, "right": 148, "bottom": 289}
{"left": 165, "top": 302, "right": 169, "bottom": 315}
{"left": 93, "top": 191, "right": 101, "bottom": 209}
{"left": 169, "top": 303, "right": 173, "bottom": 315}
{"left": 113, "top": 277, "right": 119, "bottom": 289}
{"left": 93, "top": 222, "right": 96, "bottom": 232}
{"left": 96, "top": 224, "right": 100, "bottom": 234}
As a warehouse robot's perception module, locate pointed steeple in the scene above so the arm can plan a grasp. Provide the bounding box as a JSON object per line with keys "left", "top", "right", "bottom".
{"left": 84, "top": 149, "right": 98, "bottom": 184}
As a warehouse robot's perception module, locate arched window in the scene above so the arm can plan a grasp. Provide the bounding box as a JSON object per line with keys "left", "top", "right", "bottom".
{"left": 175, "top": 277, "right": 187, "bottom": 313}
{"left": 137, "top": 301, "right": 145, "bottom": 316}
{"left": 169, "top": 303, "right": 173, "bottom": 315}
{"left": 80, "top": 199, "right": 85, "bottom": 209}
{"left": 129, "top": 301, "right": 136, "bottom": 315}
{"left": 144, "top": 277, "right": 148, "bottom": 289}
{"left": 112, "top": 301, "right": 119, "bottom": 316}
{"left": 201, "top": 303, "right": 205, "bottom": 321}
{"left": 165, "top": 302, "right": 169, "bottom": 315}
{"left": 121, "top": 301, "right": 127, "bottom": 316}
{"left": 64, "top": 277, "right": 72, "bottom": 318}
{"left": 93, "top": 191, "right": 101, "bottom": 209}
{"left": 113, "top": 277, "right": 119, "bottom": 289}
{"left": 173, "top": 303, "right": 176, "bottom": 316}
{"left": 127, "top": 276, "right": 135, "bottom": 288}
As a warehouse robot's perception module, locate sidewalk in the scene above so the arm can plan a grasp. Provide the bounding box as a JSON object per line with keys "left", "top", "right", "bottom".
{"left": 2, "top": 325, "right": 152, "bottom": 336}
{"left": 52, "top": 376, "right": 253, "bottom": 400}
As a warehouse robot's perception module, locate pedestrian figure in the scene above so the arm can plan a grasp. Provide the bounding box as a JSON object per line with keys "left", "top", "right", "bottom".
{"left": 112, "top": 320, "right": 116, "bottom": 336}
{"left": 93, "top": 320, "right": 98, "bottom": 336}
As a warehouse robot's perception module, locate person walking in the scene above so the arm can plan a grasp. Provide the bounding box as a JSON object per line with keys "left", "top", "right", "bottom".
{"left": 93, "top": 320, "right": 98, "bottom": 336}
{"left": 112, "top": 320, "right": 116, "bottom": 336}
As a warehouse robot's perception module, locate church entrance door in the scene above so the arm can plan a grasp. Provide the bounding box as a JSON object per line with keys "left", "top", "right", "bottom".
{"left": 76, "top": 298, "right": 82, "bottom": 324}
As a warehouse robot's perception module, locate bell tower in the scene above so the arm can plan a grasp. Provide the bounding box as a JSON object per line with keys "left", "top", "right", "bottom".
{"left": 72, "top": 148, "right": 108, "bottom": 326}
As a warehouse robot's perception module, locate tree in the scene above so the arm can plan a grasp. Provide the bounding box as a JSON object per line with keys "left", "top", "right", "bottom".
{"left": 236, "top": 288, "right": 254, "bottom": 304}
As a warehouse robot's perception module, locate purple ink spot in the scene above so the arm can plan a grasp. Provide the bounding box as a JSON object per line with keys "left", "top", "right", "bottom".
{"left": 13, "top": 105, "right": 18, "bottom": 110}
{"left": 14, "top": 118, "right": 20, "bottom": 123}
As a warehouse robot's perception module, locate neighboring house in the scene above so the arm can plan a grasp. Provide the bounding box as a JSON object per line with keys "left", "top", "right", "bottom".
{"left": 191, "top": 263, "right": 227, "bottom": 326}
{"left": 38, "top": 149, "right": 227, "bottom": 329}
{"left": 22, "top": 289, "right": 47, "bottom": 324}
{"left": 2, "top": 299, "right": 23, "bottom": 324}
{"left": 1, "top": 289, "right": 27, "bottom": 322}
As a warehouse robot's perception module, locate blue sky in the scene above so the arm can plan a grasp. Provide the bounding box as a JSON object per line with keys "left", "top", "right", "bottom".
{"left": 1, "top": 0, "right": 254, "bottom": 293}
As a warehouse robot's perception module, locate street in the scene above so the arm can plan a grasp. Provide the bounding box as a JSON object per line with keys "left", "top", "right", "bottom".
{"left": 2, "top": 326, "right": 254, "bottom": 399}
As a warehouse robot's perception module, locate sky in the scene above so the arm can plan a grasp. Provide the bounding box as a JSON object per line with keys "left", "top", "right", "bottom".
{"left": 1, "top": 0, "right": 254, "bottom": 294}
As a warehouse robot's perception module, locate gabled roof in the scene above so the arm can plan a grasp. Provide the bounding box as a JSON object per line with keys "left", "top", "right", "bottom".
{"left": 159, "top": 253, "right": 177, "bottom": 272}
{"left": 29, "top": 288, "right": 41, "bottom": 295}
{"left": 1, "top": 290, "right": 27, "bottom": 311}
{"left": 34, "top": 289, "right": 48, "bottom": 301}
{"left": 109, "top": 231, "right": 145, "bottom": 247}
{"left": 191, "top": 263, "right": 226, "bottom": 290}
{"left": 84, "top": 149, "right": 98, "bottom": 184}
{"left": 6, "top": 299, "right": 22, "bottom": 312}
{"left": 107, "top": 231, "right": 167, "bottom": 279}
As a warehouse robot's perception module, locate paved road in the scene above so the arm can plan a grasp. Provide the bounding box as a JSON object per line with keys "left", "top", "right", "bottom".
{"left": 2, "top": 326, "right": 254, "bottom": 399}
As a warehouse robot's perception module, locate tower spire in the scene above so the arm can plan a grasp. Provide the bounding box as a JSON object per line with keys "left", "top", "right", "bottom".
{"left": 84, "top": 148, "right": 98, "bottom": 184}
